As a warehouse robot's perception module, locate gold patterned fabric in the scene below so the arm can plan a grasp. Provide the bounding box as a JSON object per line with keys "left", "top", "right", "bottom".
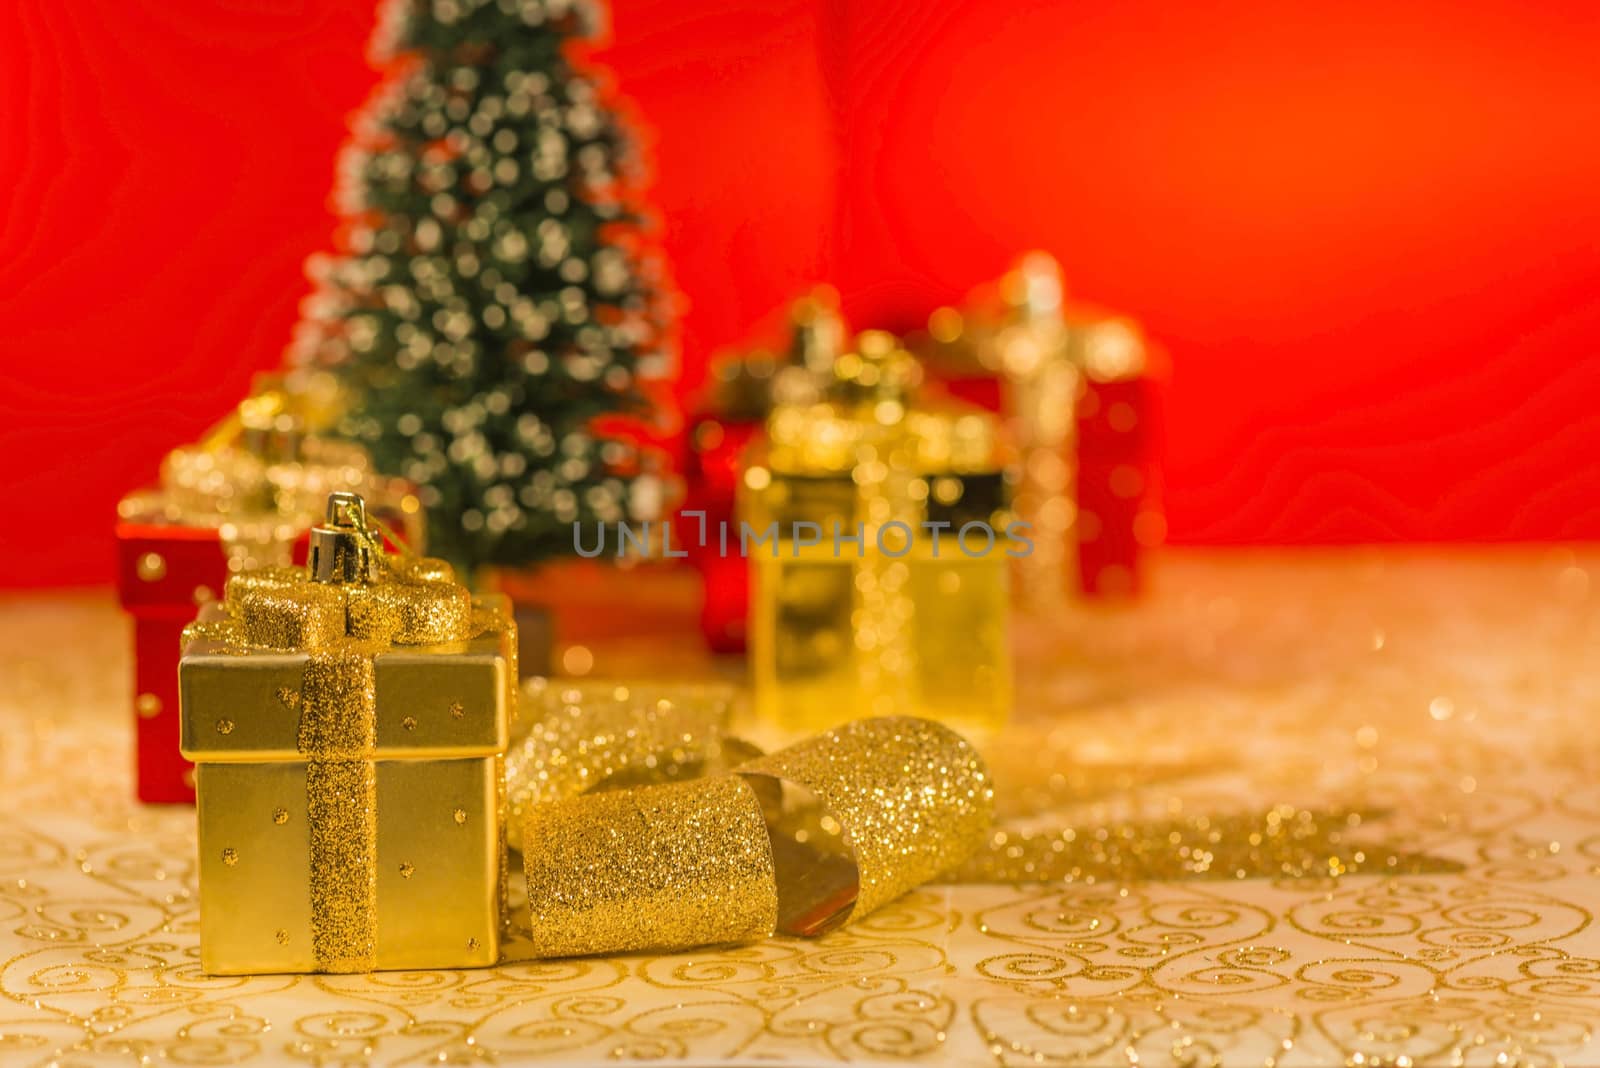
{"left": 4, "top": 550, "right": 1600, "bottom": 1065}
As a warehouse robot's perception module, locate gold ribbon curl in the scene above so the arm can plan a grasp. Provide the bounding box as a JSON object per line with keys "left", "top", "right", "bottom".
{"left": 520, "top": 716, "right": 994, "bottom": 959}
{"left": 190, "top": 547, "right": 494, "bottom": 972}
{"left": 505, "top": 678, "right": 753, "bottom": 855}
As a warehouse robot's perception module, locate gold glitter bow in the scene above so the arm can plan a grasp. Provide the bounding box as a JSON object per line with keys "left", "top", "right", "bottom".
{"left": 118, "top": 386, "right": 422, "bottom": 573}
{"left": 520, "top": 715, "right": 994, "bottom": 958}
{"left": 186, "top": 495, "right": 503, "bottom": 972}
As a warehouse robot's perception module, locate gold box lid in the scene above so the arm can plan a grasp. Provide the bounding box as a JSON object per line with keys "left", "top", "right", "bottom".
{"left": 180, "top": 597, "right": 514, "bottom": 762}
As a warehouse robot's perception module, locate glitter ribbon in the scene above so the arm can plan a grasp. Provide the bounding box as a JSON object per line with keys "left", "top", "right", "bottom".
{"left": 520, "top": 716, "right": 994, "bottom": 958}
{"left": 191, "top": 552, "right": 484, "bottom": 972}
{"left": 504, "top": 678, "right": 753, "bottom": 855}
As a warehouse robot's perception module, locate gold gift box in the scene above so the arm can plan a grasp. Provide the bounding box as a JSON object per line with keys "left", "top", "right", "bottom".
{"left": 179, "top": 595, "right": 515, "bottom": 976}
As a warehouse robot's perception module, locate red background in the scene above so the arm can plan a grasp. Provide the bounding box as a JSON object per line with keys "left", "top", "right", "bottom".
{"left": 3, "top": 0, "right": 1599, "bottom": 588}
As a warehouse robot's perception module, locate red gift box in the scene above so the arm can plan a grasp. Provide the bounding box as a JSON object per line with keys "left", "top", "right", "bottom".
{"left": 682, "top": 415, "right": 763, "bottom": 652}
{"left": 695, "top": 551, "right": 749, "bottom": 654}
{"left": 115, "top": 521, "right": 305, "bottom": 802}
{"left": 683, "top": 417, "right": 761, "bottom": 549}
{"left": 1076, "top": 370, "right": 1164, "bottom": 597}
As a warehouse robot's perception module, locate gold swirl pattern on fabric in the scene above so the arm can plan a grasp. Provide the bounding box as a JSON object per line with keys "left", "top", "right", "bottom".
{"left": 518, "top": 716, "right": 994, "bottom": 957}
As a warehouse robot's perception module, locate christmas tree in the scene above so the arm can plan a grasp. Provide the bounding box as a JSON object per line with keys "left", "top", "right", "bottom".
{"left": 293, "top": 0, "right": 672, "bottom": 576}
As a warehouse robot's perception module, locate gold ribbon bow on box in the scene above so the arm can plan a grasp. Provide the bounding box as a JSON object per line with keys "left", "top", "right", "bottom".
{"left": 120, "top": 385, "right": 423, "bottom": 572}
{"left": 180, "top": 492, "right": 516, "bottom": 975}
{"left": 513, "top": 711, "right": 995, "bottom": 958}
